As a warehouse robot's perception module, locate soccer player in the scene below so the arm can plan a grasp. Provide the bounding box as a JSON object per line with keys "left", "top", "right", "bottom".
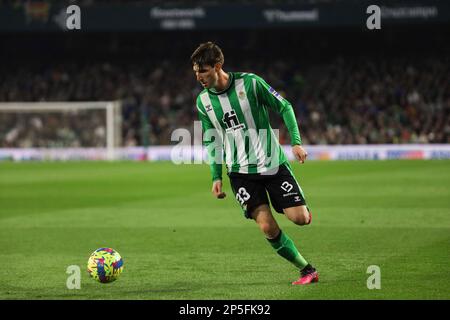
{"left": 191, "top": 42, "right": 318, "bottom": 285}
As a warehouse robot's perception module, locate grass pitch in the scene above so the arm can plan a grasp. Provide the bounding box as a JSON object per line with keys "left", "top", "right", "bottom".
{"left": 0, "top": 160, "right": 449, "bottom": 300}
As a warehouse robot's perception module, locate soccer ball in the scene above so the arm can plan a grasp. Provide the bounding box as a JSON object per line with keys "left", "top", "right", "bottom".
{"left": 87, "top": 247, "right": 123, "bottom": 283}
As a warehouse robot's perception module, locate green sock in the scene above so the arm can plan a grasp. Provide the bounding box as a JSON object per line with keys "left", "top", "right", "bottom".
{"left": 267, "top": 230, "right": 308, "bottom": 270}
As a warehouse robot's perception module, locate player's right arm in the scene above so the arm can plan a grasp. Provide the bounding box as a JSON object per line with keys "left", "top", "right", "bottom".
{"left": 196, "top": 97, "right": 226, "bottom": 199}
{"left": 211, "top": 179, "right": 226, "bottom": 199}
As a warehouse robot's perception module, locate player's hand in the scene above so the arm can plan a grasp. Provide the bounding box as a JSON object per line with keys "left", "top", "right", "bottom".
{"left": 292, "top": 145, "right": 308, "bottom": 164}
{"left": 212, "top": 180, "right": 226, "bottom": 199}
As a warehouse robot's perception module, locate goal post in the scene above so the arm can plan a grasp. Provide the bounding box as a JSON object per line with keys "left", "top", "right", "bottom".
{"left": 0, "top": 101, "right": 122, "bottom": 160}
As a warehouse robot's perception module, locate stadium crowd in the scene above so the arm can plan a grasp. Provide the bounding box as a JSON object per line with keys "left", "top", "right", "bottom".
{"left": 0, "top": 112, "right": 106, "bottom": 148}
{"left": 0, "top": 31, "right": 449, "bottom": 147}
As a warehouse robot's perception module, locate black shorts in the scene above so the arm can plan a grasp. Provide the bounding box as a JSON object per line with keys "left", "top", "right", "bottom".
{"left": 228, "top": 163, "right": 307, "bottom": 219}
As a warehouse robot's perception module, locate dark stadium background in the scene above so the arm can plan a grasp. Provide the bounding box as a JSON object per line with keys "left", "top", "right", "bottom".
{"left": 0, "top": 0, "right": 448, "bottom": 148}
{"left": 0, "top": 0, "right": 449, "bottom": 304}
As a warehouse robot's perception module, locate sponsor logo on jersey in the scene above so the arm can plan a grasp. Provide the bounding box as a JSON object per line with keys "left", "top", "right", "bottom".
{"left": 205, "top": 104, "right": 213, "bottom": 112}
{"left": 223, "top": 110, "right": 246, "bottom": 132}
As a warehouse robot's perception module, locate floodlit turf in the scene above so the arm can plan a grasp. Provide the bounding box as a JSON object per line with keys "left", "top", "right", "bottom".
{"left": 0, "top": 160, "right": 449, "bottom": 300}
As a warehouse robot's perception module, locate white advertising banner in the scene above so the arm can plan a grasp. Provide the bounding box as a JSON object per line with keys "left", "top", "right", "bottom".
{"left": 1, "top": 144, "right": 450, "bottom": 162}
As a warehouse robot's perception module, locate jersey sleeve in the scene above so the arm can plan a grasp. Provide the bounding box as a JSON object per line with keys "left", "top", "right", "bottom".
{"left": 196, "top": 97, "right": 223, "bottom": 182}
{"left": 253, "top": 75, "right": 302, "bottom": 146}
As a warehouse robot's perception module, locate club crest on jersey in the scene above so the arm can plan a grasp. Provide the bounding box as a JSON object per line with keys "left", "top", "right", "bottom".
{"left": 268, "top": 87, "right": 283, "bottom": 102}
{"left": 222, "top": 110, "right": 245, "bottom": 132}
{"left": 238, "top": 91, "right": 246, "bottom": 99}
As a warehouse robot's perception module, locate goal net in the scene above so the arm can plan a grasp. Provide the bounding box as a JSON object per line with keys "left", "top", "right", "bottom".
{"left": 0, "top": 101, "right": 122, "bottom": 160}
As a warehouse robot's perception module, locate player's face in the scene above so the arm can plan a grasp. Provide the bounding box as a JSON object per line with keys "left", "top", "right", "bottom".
{"left": 193, "top": 64, "right": 218, "bottom": 89}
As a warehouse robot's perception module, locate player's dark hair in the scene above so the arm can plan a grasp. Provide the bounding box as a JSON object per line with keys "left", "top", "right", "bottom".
{"left": 190, "top": 42, "right": 224, "bottom": 67}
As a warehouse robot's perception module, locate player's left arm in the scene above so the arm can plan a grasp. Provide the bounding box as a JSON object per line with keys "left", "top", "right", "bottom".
{"left": 254, "top": 75, "right": 308, "bottom": 163}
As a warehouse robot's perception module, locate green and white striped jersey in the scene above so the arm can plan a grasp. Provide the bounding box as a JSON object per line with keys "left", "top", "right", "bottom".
{"left": 195, "top": 72, "right": 302, "bottom": 181}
